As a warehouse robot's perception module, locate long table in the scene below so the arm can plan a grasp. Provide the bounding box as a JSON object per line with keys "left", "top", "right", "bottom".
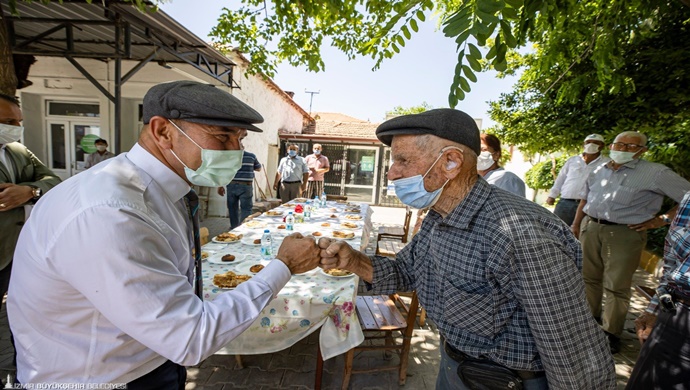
{"left": 201, "top": 200, "right": 372, "bottom": 361}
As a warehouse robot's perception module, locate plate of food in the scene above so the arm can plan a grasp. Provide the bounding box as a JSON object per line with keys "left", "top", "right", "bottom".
{"left": 340, "top": 221, "right": 359, "bottom": 230}
{"left": 265, "top": 210, "right": 284, "bottom": 217}
{"left": 213, "top": 271, "right": 252, "bottom": 289}
{"left": 242, "top": 237, "right": 263, "bottom": 246}
{"left": 282, "top": 203, "right": 297, "bottom": 208}
{"left": 212, "top": 232, "right": 243, "bottom": 243}
{"left": 320, "top": 268, "right": 354, "bottom": 278}
{"left": 244, "top": 220, "right": 268, "bottom": 229}
{"left": 344, "top": 214, "right": 362, "bottom": 220}
{"left": 328, "top": 214, "right": 340, "bottom": 219}
{"left": 319, "top": 222, "right": 332, "bottom": 228}
{"left": 294, "top": 197, "right": 308, "bottom": 203}
{"left": 207, "top": 253, "right": 247, "bottom": 265}
{"left": 332, "top": 230, "right": 356, "bottom": 240}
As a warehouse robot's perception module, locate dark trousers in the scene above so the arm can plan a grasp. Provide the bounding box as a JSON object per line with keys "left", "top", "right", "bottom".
{"left": 225, "top": 183, "right": 254, "bottom": 229}
{"left": 626, "top": 306, "right": 690, "bottom": 389}
{"left": 127, "top": 360, "right": 186, "bottom": 390}
{"left": 553, "top": 198, "right": 580, "bottom": 226}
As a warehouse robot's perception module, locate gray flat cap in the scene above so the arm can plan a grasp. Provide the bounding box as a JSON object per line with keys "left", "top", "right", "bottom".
{"left": 376, "top": 108, "right": 480, "bottom": 155}
{"left": 143, "top": 80, "right": 264, "bottom": 132}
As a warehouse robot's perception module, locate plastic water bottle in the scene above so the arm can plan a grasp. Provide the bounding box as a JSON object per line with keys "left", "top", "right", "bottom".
{"left": 304, "top": 202, "right": 312, "bottom": 219}
{"left": 312, "top": 196, "right": 320, "bottom": 210}
{"left": 286, "top": 212, "right": 295, "bottom": 231}
{"left": 260, "top": 229, "right": 273, "bottom": 260}
{"left": 321, "top": 191, "right": 327, "bottom": 207}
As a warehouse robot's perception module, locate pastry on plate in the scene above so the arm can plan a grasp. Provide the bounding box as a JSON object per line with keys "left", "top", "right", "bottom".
{"left": 215, "top": 232, "right": 243, "bottom": 242}
{"left": 221, "top": 254, "right": 236, "bottom": 262}
{"left": 249, "top": 264, "right": 265, "bottom": 273}
{"left": 213, "top": 271, "right": 251, "bottom": 288}
{"left": 332, "top": 230, "right": 355, "bottom": 239}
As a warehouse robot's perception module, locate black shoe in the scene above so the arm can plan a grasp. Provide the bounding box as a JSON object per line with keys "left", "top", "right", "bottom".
{"left": 605, "top": 332, "right": 621, "bottom": 354}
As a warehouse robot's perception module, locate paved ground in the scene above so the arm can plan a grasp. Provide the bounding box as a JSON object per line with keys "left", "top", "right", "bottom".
{"left": 0, "top": 206, "right": 659, "bottom": 389}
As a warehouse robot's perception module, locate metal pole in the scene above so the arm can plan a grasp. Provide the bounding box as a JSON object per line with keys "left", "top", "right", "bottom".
{"left": 305, "top": 89, "right": 320, "bottom": 115}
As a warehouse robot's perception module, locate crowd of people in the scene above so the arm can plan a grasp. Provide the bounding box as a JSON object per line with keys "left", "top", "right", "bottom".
{"left": 1, "top": 80, "right": 689, "bottom": 389}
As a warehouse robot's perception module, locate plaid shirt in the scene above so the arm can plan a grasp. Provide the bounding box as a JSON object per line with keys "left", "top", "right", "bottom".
{"left": 370, "top": 179, "right": 616, "bottom": 388}
{"left": 648, "top": 191, "right": 690, "bottom": 313}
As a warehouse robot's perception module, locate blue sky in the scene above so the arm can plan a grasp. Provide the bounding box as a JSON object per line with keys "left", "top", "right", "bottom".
{"left": 161, "top": 0, "right": 519, "bottom": 127}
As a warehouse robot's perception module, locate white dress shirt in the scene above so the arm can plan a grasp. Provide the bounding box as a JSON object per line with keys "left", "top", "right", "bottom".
{"left": 8, "top": 143, "right": 291, "bottom": 384}
{"left": 548, "top": 154, "right": 609, "bottom": 200}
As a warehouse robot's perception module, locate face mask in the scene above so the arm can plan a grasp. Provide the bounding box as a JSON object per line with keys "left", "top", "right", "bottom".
{"left": 0, "top": 123, "right": 24, "bottom": 145}
{"left": 168, "top": 120, "right": 244, "bottom": 187}
{"left": 476, "top": 151, "right": 495, "bottom": 171}
{"left": 609, "top": 150, "right": 637, "bottom": 165}
{"left": 96, "top": 145, "right": 107, "bottom": 152}
{"left": 313, "top": 149, "right": 321, "bottom": 155}
{"left": 288, "top": 150, "right": 297, "bottom": 157}
{"left": 583, "top": 143, "right": 600, "bottom": 154}
{"left": 393, "top": 146, "right": 461, "bottom": 209}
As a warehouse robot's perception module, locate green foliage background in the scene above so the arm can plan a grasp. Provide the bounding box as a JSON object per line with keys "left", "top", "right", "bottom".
{"left": 524, "top": 155, "right": 569, "bottom": 190}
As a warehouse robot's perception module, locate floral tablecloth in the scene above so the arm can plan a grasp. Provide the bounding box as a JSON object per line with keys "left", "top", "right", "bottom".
{"left": 202, "top": 201, "right": 372, "bottom": 360}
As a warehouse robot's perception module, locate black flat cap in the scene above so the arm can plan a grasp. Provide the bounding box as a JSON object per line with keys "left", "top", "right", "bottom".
{"left": 376, "top": 108, "right": 480, "bottom": 154}
{"left": 143, "top": 80, "right": 264, "bottom": 132}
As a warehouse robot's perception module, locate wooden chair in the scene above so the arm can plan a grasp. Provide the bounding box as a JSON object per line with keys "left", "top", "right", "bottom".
{"left": 340, "top": 292, "right": 419, "bottom": 389}
{"left": 635, "top": 285, "right": 656, "bottom": 301}
{"left": 326, "top": 194, "right": 348, "bottom": 202}
{"left": 377, "top": 206, "right": 412, "bottom": 244}
{"left": 199, "top": 227, "right": 210, "bottom": 246}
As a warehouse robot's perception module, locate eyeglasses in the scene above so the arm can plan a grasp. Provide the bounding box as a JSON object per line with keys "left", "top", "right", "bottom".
{"left": 611, "top": 142, "right": 644, "bottom": 152}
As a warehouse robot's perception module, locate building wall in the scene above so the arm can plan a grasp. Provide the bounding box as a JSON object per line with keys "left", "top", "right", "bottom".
{"left": 19, "top": 55, "right": 308, "bottom": 217}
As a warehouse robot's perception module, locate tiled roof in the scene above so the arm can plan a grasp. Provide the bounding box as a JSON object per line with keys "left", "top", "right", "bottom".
{"left": 299, "top": 112, "right": 380, "bottom": 140}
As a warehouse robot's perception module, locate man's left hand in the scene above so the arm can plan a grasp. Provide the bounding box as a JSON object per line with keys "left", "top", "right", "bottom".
{"left": 0, "top": 183, "right": 34, "bottom": 211}
{"left": 629, "top": 216, "right": 666, "bottom": 232}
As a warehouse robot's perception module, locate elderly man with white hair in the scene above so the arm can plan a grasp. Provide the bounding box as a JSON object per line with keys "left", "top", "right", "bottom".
{"left": 572, "top": 130, "right": 690, "bottom": 354}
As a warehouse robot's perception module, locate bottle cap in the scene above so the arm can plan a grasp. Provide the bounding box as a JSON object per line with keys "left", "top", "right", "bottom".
{"left": 289, "top": 211, "right": 293, "bottom": 214}
{"left": 264, "top": 229, "right": 270, "bottom": 233}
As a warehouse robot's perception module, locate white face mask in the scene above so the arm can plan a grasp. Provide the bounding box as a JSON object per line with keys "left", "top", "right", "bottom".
{"left": 0, "top": 123, "right": 24, "bottom": 145}
{"left": 609, "top": 150, "right": 637, "bottom": 165}
{"left": 583, "top": 143, "right": 600, "bottom": 154}
{"left": 96, "top": 145, "right": 107, "bottom": 152}
{"left": 168, "top": 120, "right": 244, "bottom": 187}
{"left": 476, "top": 151, "right": 495, "bottom": 171}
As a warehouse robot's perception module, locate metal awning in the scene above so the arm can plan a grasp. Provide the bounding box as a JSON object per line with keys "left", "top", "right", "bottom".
{"left": 4, "top": 0, "right": 235, "bottom": 85}
{"left": 2, "top": 0, "right": 237, "bottom": 152}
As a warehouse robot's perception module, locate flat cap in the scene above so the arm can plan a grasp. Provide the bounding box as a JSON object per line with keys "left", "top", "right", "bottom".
{"left": 584, "top": 133, "right": 605, "bottom": 142}
{"left": 143, "top": 80, "right": 264, "bottom": 132}
{"left": 376, "top": 108, "right": 480, "bottom": 154}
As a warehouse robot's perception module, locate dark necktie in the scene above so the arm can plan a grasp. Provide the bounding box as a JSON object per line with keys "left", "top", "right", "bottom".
{"left": 184, "top": 190, "right": 203, "bottom": 300}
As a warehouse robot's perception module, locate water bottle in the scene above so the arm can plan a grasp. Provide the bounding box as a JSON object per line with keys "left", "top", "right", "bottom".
{"left": 312, "top": 196, "right": 320, "bottom": 210}
{"left": 286, "top": 212, "right": 295, "bottom": 231}
{"left": 260, "top": 229, "right": 273, "bottom": 260}
{"left": 304, "top": 202, "right": 312, "bottom": 219}
{"left": 321, "top": 191, "right": 327, "bottom": 207}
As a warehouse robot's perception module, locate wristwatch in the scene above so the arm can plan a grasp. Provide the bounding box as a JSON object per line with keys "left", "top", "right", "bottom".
{"left": 30, "top": 186, "right": 42, "bottom": 200}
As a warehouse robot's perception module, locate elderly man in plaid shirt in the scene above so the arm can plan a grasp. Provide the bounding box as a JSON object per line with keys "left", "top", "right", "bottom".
{"left": 317, "top": 109, "right": 615, "bottom": 389}
{"left": 627, "top": 191, "right": 690, "bottom": 388}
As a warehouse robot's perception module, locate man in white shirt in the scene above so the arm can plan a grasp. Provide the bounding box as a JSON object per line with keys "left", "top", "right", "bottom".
{"left": 546, "top": 134, "right": 609, "bottom": 226}
{"left": 7, "top": 81, "right": 321, "bottom": 387}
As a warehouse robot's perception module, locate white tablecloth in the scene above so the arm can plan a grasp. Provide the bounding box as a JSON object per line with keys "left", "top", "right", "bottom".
{"left": 203, "top": 201, "right": 372, "bottom": 360}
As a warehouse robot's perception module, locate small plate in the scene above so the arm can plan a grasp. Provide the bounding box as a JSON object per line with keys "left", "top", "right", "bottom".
{"left": 212, "top": 237, "right": 242, "bottom": 244}
{"left": 264, "top": 211, "right": 284, "bottom": 217}
{"left": 207, "top": 253, "right": 247, "bottom": 265}
{"left": 241, "top": 238, "right": 263, "bottom": 246}
{"left": 339, "top": 222, "right": 360, "bottom": 230}
{"left": 320, "top": 268, "right": 355, "bottom": 278}
{"left": 243, "top": 221, "right": 268, "bottom": 229}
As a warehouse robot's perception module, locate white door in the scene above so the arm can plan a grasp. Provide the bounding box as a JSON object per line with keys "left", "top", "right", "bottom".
{"left": 48, "top": 121, "right": 102, "bottom": 180}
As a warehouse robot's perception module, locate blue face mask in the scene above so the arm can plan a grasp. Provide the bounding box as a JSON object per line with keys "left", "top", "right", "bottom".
{"left": 288, "top": 150, "right": 297, "bottom": 157}
{"left": 393, "top": 146, "right": 461, "bottom": 209}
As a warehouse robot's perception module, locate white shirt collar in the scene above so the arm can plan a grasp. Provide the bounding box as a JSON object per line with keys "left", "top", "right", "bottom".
{"left": 127, "top": 143, "right": 190, "bottom": 202}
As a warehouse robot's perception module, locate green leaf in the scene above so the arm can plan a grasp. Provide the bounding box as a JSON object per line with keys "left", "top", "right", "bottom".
{"left": 410, "top": 19, "right": 419, "bottom": 33}
{"left": 456, "top": 88, "right": 466, "bottom": 101}
{"left": 501, "top": 6, "right": 519, "bottom": 20}
{"left": 449, "top": 91, "right": 459, "bottom": 108}
{"left": 396, "top": 35, "right": 404, "bottom": 46}
{"left": 467, "top": 54, "right": 482, "bottom": 72}
{"left": 459, "top": 76, "right": 472, "bottom": 92}
{"left": 477, "top": 0, "right": 505, "bottom": 14}
{"left": 486, "top": 45, "right": 497, "bottom": 60}
{"left": 416, "top": 10, "right": 426, "bottom": 22}
{"left": 476, "top": 9, "right": 500, "bottom": 24}
{"left": 500, "top": 20, "right": 518, "bottom": 48}
{"left": 504, "top": 0, "right": 523, "bottom": 8}
{"left": 468, "top": 43, "right": 482, "bottom": 59}
{"left": 402, "top": 26, "right": 411, "bottom": 39}
{"left": 463, "top": 65, "right": 478, "bottom": 82}
{"left": 494, "top": 58, "right": 507, "bottom": 71}
{"left": 392, "top": 43, "right": 400, "bottom": 53}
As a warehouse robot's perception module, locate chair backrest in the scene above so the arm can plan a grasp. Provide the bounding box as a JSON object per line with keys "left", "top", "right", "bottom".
{"left": 402, "top": 207, "right": 413, "bottom": 241}
{"left": 199, "top": 227, "right": 210, "bottom": 246}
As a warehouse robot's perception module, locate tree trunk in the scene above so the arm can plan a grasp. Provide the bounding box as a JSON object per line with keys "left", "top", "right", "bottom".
{"left": 0, "top": 5, "right": 18, "bottom": 96}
